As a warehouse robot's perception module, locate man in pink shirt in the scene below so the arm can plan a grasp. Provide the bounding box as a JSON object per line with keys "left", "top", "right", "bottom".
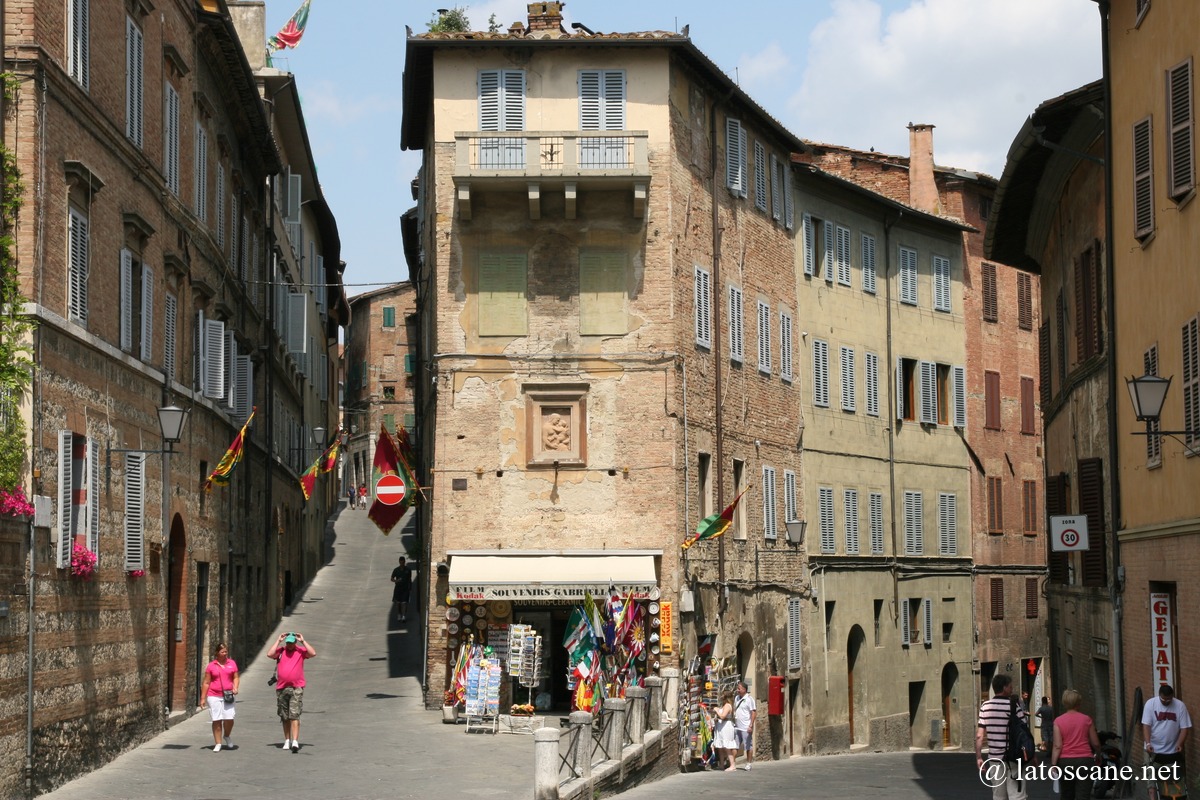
{"left": 267, "top": 631, "right": 316, "bottom": 753}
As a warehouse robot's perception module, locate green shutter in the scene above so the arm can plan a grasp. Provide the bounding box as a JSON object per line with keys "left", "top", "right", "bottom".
{"left": 403, "top": 413, "right": 415, "bottom": 428}
{"left": 404, "top": 353, "right": 414, "bottom": 374}
{"left": 383, "top": 307, "right": 395, "bottom": 327}
{"left": 384, "top": 414, "right": 395, "bottom": 433}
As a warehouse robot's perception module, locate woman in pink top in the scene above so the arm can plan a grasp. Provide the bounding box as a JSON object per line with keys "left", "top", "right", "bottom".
{"left": 1052, "top": 688, "right": 1101, "bottom": 800}
{"left": 197, "top": 643, "right": 239, "bottom": 752}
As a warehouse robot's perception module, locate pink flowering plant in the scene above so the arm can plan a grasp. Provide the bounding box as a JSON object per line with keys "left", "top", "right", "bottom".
{"left": 127, "top": 569, "right": 145, "bottom": 579}
{"left": 0, "top": 485, "right": 33, "bottom": 517}
{"left": 69, "top": 543, "right": 97, "bottom": 581}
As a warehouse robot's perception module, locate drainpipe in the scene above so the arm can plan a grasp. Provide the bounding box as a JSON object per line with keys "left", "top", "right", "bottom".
{"left": 884, "top": 210, "right": 903, "bottom": 622}
{"left": 711, "top": 96, "right": 725, "bottom": 601}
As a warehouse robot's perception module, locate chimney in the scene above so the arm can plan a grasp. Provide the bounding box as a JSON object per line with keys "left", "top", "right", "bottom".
{"left": 227, "top": 1, "right": 268, "bottom": 72}
{"left": 907, "top": 123, "right": 941, "bottom": 215}
{"left": 527, "top": 2, "right": 565, "bottom": 34}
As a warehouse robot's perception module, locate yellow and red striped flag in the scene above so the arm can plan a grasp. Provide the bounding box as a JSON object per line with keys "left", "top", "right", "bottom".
{"left": 299, "top": 434, "right": 341, "bottom": 501}
{"left": 203, "top": 408, "right": 256, "bottom": 493}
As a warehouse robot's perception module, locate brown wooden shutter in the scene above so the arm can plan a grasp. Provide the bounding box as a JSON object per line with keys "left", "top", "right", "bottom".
{"left": 985, "top": 371, "right": 1001, "bottom": 429}
{"left": 1167, "top": 60, "right": 1194, "bottom": 199}
{"left": 1040, "top": 320, "right": 1052, "bottom": 407}
{"left": 1021, "top": 377, "right": 1035, "bottom": 434}
{"left": 982, "top": 263, "right": 998, "bottom": 322}
{"left": 988, "top": 476, "right": 1003, "bottom": 533}
{"left": 990, "top": 578, "right": 1004, "bottom": 620}
{"left": 1025, "top": 577, "right": 1039, "bottom": 618}
{"left": 1090, "top": 240, "right": 1104, "bottom": 357}
{"left": 1056, "top": 292, "right": 1067, "bottom": 384}
{"left": 1046, "top": 473, "right": 1069, "bottom": 584}
{"left": 1018, "top": 272, "right": 1033, "bottom": 330}
{"left": 1078, "top": 458, "right": 1107, "bottom": 587}
{"left": 1076, "top": 246, "right": 1099, "bottom": 362}
{"left": 1023, "top": 480, "right": 1037, "bottom": 535}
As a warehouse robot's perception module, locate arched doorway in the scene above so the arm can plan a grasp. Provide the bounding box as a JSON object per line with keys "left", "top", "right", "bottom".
{"left": 166, "top": 514, "right": 186, "bottom": 711}
{"left": 736, "top": 631, "right": 756, "bottom": 688}
{"left": 847, "top": 625, "right": 867, "bottom": 746}
{"left": 941, "top": 662, "right": 960, "bottom": 748}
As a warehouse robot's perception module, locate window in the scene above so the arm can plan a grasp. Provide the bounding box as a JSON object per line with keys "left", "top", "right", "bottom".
{"left": 1145, "top": 344, "right": 1162, "bottom": 464}
{"left": 728, "top": 286, "right": 744, "bottom": 363}
{"left": 194, "top": 123, "right": 208, "bottom": 222}
{"left": 69, "top": 0, "right": 89, "bottom": 89}
{"left": 819, "top": 486, "right": 834, "bottom": 553}
{"left": 869, "top": 492, "right": 884, "bottom": 554}
{"left": 1167, "top": 59, "right": 1194, "bottom": 199}
{"left": 840, "top": 346, "right": 856, "bottom": 412}
{"left": 725, "top": 117, "right": 747, "bottom": 197}
{"left": 762, "top": 466, "right": 777, "bottom": 539}
{"left": 901, "top": 598, "right": 931, "bottom": 646}
{"left": 782, "top": 159, "right": 794, "bottom": 230}
{"left": 757, "top": 300, "right": 772, "bottom": 374}
{"left": 578, "top": 70, "right": 626, "bottom": 168}
{"left": 1076, "top": 241, "right": 1103, "bottom": 361}
{"left": 985, "top": 370, "right": 1001, "bottom": 430}
{"left": 932, "top": 255, "right": 951, "bottom": 312}
{"left": 894, "top": 357, "right": 965, "bottom": 426}
{"left": 382, "top": 307, "right": 396, "bottom": 328}
{"left": 216, "top": 165, "right": 226, "bottom": 249}
{"left": 990, "top": 578, "right": 1004, "bottom": 620}
{"left": 982, "top": 262, "right": 998, "bottom": 322}
{"left": 770, "top": 153, "right": 782, "bottom": 219}
{"left": 861, "top": 233, "right": 877, "bottom": 294}
{"left": 813, "top": 339, "right": 829, "bottom": 407}
{"left": 844, "top": 488, "right": 859, "bottom": 554}
{"left": 979, "top": 195, "right": 993, "bottom": 222}
{"left": 195, "top": 310, "right": 226, "bottom": 400}
{"left": 987, "top": 476, "right": 1003, "bottom": 534}
{"left": 1056, "top": 291, "right": 1068, "bottom": 385}
{"left": 56, "top": 431, "right": 99, "bottom": 568}
{"left": 164, "top": 293, "right": 177, "bottom": 382}
{"left": 67, "top": 207, "right": 89, "bottom": 325}
{"left": 1040, "top": 320, "right": 1052, "bottom": 406}
{"left": 478, "top": 70, "right": 526, "bottom": 168}
{"left": 1020, "top": 377, "right": 1036, "bottom": 434}
{"left": 825, "top": 601, "right": 835, "bottom": 647}
{"left": 1079, "top": 457, "right": 1107, "bottom": 587}
{"left": 733, "top": 460, "right": 748, "bottom": 538}
{"left": 836, "top": 225, "right": 852, "bottom": 286}
{"left": 897, "top": 357, "right": 916, "bottom": 421}
{"left": 802, "top": 213, "right": 832, "bottom": 279}
{"left": 1133, "top": 116, "right": 1155, "bottom": 239}
{"left": 580, "top": 251, "right": 627, "bottom": 335}
{"left": 124, "top": 452, "right": 146, "bottom": 571}
{"left": 524, "top": 383, "right": 588, "bottom": 468}
{"left": 787, "top": 597, "right": 802, "bottom": 670}
{"left": 1017, "top": 272, "right": 1033, "bottom": 330}
{"left": 784, "top": 469, "right": 797, "bottom": 522}
{"left": 919, "top": 360, "right": 937, "bottom": 424}
{"left": 938, "top": 493, "right": 957, "bottom": 555}
{"left": 125, "top": 17, "right": 143, "bottom": 147}
{"left": 953, "top": 365, "right": 967, "bottom": 427}
{"left": 1025, "top": 578, "right": 1039, "bottom": 619}
{"left": 479, "top": 252, "right": 527, "bottom": 336}
{"left": 694, "top": 266, "right": 712, "bottom": 348}
{"left": 904, "top": 491, "right": 923, "bottom": 555}
{"left": 874, "top": 599, "right": 883, "bottom": 646}
{"left": 120, "top": 248, "right": 154, "bottom": 362}
{"left": 1023, "top": 480, "right": 1038, "bottom": 535}
{"left": 780, "top": 310, "right": 793, "bottom": 382}
{"left": 865, "top": 352, "right": 879, "bottom": 417}
{"left": 753, "top": 141, "right": 768, "bottom": 212}
{"left": 164, "top": 84, "right": 180, "bottom": 196}
{"left": 698, "top": 453, "right": 713, "bottom": 521}
{"left": 1185, "top": 319, "right": 1200, "bottom": 449}
{"left": 899, "top": 246, "right": 917, "bottom": 305}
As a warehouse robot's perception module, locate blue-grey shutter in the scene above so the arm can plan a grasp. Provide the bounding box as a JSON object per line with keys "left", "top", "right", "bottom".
{"left": 770, "top": 153, "right": 781, "bottom": 219}
{"left": 841, "top": 346, "right": 856, "bottom": 412}
{"left": 120, "top": 248, "right": 133, "bottom": 351}
{"left": 1168, "top": 61, "right": 1194, "bottom": 198}
{"left": 787, "top": 598, "right": 802, "bottom": 669}
{"left": 780, "top": 310, "right": 793, "bottom": 381}
{"left": 694, "top": 266, "right": 711, "bottom": 347}
{"left": 69, "top": 209, "right": 89, "bottom": 324}
{"left": 939, "top": 493, "right": 957, "bottom": 556}
{"left": 729, "top": 285, "right": 744, "bottom": 362}
{"left": 865, "top": 352, "right": 879, "bottom": 417}
{"left": 933, "top": 255, "right": 951, "bottom": 311}
{"left": 803, "top": 214, "right": 815, "bottom": 276}
{"left": 922, "top": 599, "right": 933, "bottom": 645}
{"left": 125, "top": 17, "right": 143, "bottom": 147}
{"left": 784, "top": 162, "right": 795, "bottom": 230}
{"left": 900, "top": 598, "right": 911, "bottom": 647}
{"left": 919, "top": 360, "right": 937, "bottom": 424}
{"left": 862, "top": 233, "right": 877, "bottom": 294}
{"left": 287, "top": 293, "right": 307, "bottom": 355}
{"left": 754, "top": 142, "right": 767, "bottom": 211}
{"left": 87, "top": 440, "right": 100, "bottom": 557}
{"left": 844, "top": 488, "right": 859, "bottom": 554}
{"left": 819, "top": 486, "right": 834, "bottom": 553}
{"left": 895, "top": 357, "right": 905, "bottom": 420}
{"left": 953, "top": 365, "right": 967, "bottom": 427}
{"left": 204, "top": 318, "right": 225, "bottom": 399}
{"left": 837, "top": 226, "right": 852, "bottom": 285}
{"left": 194, "top": 309, "right": 205, "bottom": 392}
{"left": 869, "top": 492, "right": 884, "bottom": 554}
{"left": 124, "top": 452, "right": 145, "bottom": 571}
{"left": 1134, "top": 117, "right": 1154, "bottom": 238}
{"left": 57, "top": 431, "right": 74, "bottom": 567}
{"left": 726, "top": 118, "right": 743, "bottom": 194}
{"left": 758, "top": 301, "right": 771, "bottom": 374}
{"left": 140, "top": 265, "right": 154, "bottom": 362}
{"left": 823, "top": 220, "right": 834, "bottom": 283}
{"left": 813, "top": 340, "right": 829, "bottom": 407}
{"left": 164, "top": 292, "right": 177, "bottom": 381}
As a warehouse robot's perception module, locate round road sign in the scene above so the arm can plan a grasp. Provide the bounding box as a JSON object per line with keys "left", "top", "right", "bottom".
{"left": 1059, "top": 528, "right": 1079, "bottom": 548}
{"left": 376, "top": 474, "right": 407, "bottom": 506}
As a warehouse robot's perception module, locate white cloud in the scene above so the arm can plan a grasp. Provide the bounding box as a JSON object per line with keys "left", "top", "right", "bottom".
{"left": 789, "top": 0, "right": 1100, "bottom": 175}
{"left": 301, "top": 80, "right": 400, "bottom": 127}
{"left": 737, "top": 42, "right": 794, "bottom": 99}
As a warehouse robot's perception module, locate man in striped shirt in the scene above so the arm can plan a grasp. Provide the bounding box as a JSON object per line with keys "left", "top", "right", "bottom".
{"left": 976, "top": 673, "right": 1028, "bottom": 800}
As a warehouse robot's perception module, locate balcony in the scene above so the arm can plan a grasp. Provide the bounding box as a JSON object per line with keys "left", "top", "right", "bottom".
{"left": 453, "top": 130, "right": 650, "bottom": 220}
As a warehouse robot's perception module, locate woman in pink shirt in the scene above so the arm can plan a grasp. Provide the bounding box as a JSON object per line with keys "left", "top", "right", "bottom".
{"left": 1052, "top": 688, "right": 1101, "bottom": 800}
{"left": 197, "top": 643, "right": 239, "bottom": 752}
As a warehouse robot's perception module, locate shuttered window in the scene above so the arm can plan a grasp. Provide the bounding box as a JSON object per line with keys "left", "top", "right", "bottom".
{"left": 1079, "top": 457, "right": 1107, "bottom": 587}
{"left": 770, "top": 153, "right": 782, "bottom": 219}
{"left": 987, "top": 476, "right": 1004, "bottom": 534}
{"left": 823, "top": 220, "right": 834, "bottom": 284}
{"left": 1046, "top": 473, "right": 1070, "bottom": 583}
{"left": 802, "top": 214, "right": 816, "bottom": 277}
{"left": 694, "top": 266, "right": 712, "bottom": 348}
{"left": 478, "top": 69, "right": 526, "bottom": 168}
{"left": 1056, "top": 291, "right": 1068, "bottom": 384}
{"left": 729, "top": 285, "right": 744, "bottom": 363}
{"left": 56, "top": 431, "right": 75, "bottom": 568}
{"left": 836, "top": 225, "right": 852, "bottom": 286}
{"left": 1023, "top": 480, "right": 1038, "bottom": 535}
{"left": 68, "top": 208, "right": 89, "bottom": 325}
{"left": 125, "top": 17, "right": 143, "bottom": 147}
{"left": 779, "top": 155, "right": 794, "bottom": 228}
{"left": 953, "top": 365, "right": 967, "bottom": 428}
{"left": 938, "top": 493, "right": 957, "bottom": 555}
{"left": 990, "top": 578, "right": 1004, "bottom": 620}
{"left": 753, "top": 141, "right": 768, "bottom": 211}
{"left": 982, "top": 262, "right": 998, "bottom": 322}
{"left": 1017, "top": 272, "right": 1033, "bottom": 330}
{"left": 899, "top": 246, "right": 917, "bottom": 305}
{"left": 844, "top": 488, "right": 859, "bottom": 554}
{"left": 787, "top": 597, "right": 803, "bottom": 670}
{"left": 140, "top": 264, "right": 154, "bottom": 363}
{"left": 1134, "top": 116, "right": 1155, "bottom": 239}
{"left": 1039, "top": 320, "right": 1052, "bottom": 407}
{"left": 840, "top": 346, "right": 856, "bottom": 412}
{"left": 757, "top": 300, "right": 772, "bottom": 374}
{"left": 726, "top": 117, "right": 747, "bottom": 197}
{"left": 1020, "top": 377, "right": 1035, "bottom": 434}
{"left": 1025, "top": 578, "right": 1039, "bottom": 619}
{"left": 1167, "top": 59, "right": 1194, "bottom": 199}
{"left": 901, "top": 599, "right": 911, "bottom": 646}
{"left": 784, "top": 470, "right": 798, "bottom": 522}
{"left": 194, "top": 123, "right": 208, "bottom": 222}
{"left": 865, "top": 352, "right": 879, "bottom": 417}
{"left": 932, "top": 255, "right": 951, "bottom": 312}
{"left": 124, "top": 453, "right": 146, "bottom": 571}
{"left": 861, "top": 233, "right": 877, "bottom": 294}
{"left": 922, "top": 599, "right": 933, "bottom": 645}
{"left": 164, "top": 292, "right": 177, "bottom": 382}
{"left": 580, "top": 251, "right": 627, "bottom": 335}
{"left": 164, "top": 83, "right": 180, "bottom": 196}
{"left": 869, "top": 492, "right": 884, "bottom": 554}
{"left": 69, "top": 0, "right": 89, "bottom": 89}
{"left": 120, "top": 249, "right": 134, "bottom": 352}
{"left": 813, "top": 339, "right": 829, "bottom": 407}
{"left": 235, "top": 355, "right": 253, "bottom": 420}
{"left": 780, "top": 310, "right": 793, "bottom": 381}
{"left": 919, "top": 360, "right": 937, "bottom": 425}
{"left": 216, "top": 165, "right": 226, "bottom": 249}
{"left": 904, "top": 490, "right": 923, "bottom": 555}
{"left": 985, "top": 370, "right": 1001, "bottom": 430}
{"left": 203, "top": 317, "right": 226, "bottom": 400}
{"left": 579, "top": 70, "right": 626, "bottom": 168}
{"left": 1146, "top": 344, "right": 1162, "bottom": 464}
{"left": 1075, "top": 241, "right": 1103, "bottom": 362}
{"left": 819, "top": 486, "right": 835, "bottom": 553}
{"left": 1182, "top": 317, "right": 1200, "bottom": 449}
{"left": 762, "top": 466, "right": 777, "bottom": 539}
{"left": 479, "top": 252, "right": 528, "bottom": 336}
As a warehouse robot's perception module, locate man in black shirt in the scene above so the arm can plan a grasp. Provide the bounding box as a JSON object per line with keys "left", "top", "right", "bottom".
{"left": 391, "top": 556, "right": 413, "bottom": 622}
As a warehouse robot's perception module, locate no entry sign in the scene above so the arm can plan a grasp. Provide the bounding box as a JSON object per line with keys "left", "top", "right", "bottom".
{"left": 1049, "top": 515, "right": 1089, "bottom": 552}
{"left": 375, "top": 474, "right": 407, "bottom": 506}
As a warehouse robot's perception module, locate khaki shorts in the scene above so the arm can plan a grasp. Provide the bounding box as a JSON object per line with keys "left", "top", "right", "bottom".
{"left": 277, "top": 686, "right": 304, "bottom": 720}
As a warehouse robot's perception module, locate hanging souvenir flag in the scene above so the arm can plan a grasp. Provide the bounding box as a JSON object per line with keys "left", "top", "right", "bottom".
{"left": 571, "top": 647, "right": 598, "bottom": 683}
{"left": 563, "top": 607, "right": 591, "bottom": 661}
{"left": 267, "top": 0, "right": 312, "bottom": 51}
{"left": 203, "top": 408, "right": 256, "bottom": 493}
{"left": 681, "top": 487, "right": 750, "bottom": 550}
{"left": 583, "top": 592, "right": 604, "bottom": 642}
{"left": 367, "top": 425, "right": 415, "bottom": 535}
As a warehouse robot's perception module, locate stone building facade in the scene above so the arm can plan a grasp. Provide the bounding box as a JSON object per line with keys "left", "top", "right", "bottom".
{"left": 0, "top": 1, "right": 344, "bottom": 794}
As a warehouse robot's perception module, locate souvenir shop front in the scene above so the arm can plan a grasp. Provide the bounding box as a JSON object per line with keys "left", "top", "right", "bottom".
{"left": 445, "top": 549, "right": 669, "bottom": 713}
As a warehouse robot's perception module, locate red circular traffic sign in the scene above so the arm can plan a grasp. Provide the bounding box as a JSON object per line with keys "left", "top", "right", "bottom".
{"left": 375, "top": 474, "right": 407, "bottom": 506}
{"left": 1059, "top": 529, "right": 1079, "bottom": 548}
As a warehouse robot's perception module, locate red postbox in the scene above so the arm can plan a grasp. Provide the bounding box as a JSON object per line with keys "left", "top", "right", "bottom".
{"left": 767, "top": 675, "right": 786, "bottom": 716}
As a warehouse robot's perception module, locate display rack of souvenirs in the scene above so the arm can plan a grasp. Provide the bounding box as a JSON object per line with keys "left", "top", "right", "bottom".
{"left": 464, "top": 656, "right": 502, "bottom": 734}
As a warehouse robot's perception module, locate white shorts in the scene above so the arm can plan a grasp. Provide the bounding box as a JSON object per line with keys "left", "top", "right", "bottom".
{"left": 207, "top": 695, "right": 236, "bottom": 721}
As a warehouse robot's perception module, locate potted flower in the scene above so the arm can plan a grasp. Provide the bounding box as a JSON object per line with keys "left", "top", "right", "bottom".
{"left": 510, "top": 703, "right": 535, "bottom": 716}
{"left": 127, "top": 569, "right": 145, "bottom": 580}
{"left": 0, "top": 486, "right": 34, "bottom": 519}
{"left": 442, "top": 689, "right": 459, "bottom": 724}
{"left": 69, "top": 543, "right": 97, "bottom": 582}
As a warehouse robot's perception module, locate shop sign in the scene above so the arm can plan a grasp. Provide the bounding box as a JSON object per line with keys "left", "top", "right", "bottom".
{"left": 1150, "top": 592, "right": 1174, "bottom": 687}
{"left": 660, "top": 601, "right": 673, "bottom": 654}
{"left": 449, "top": 583, "right": 654, "bottom": 602}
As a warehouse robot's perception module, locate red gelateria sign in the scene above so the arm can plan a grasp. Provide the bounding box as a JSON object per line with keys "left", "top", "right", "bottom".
{"left": 1150, "top": 592, "right": 1174, "bottom": 688}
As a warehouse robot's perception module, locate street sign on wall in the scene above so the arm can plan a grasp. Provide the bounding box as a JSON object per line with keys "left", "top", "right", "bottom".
{"left": 1049, "top": 515, "right": 1089, "bottom": 552}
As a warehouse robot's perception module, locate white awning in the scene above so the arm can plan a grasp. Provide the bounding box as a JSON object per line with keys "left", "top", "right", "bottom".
{"left": 447, "top": 550, "right": 659, "bottom": 602}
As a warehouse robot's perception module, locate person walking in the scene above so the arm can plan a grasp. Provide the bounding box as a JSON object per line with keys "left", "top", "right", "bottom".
{"left": 1142, "top": 684, "right": 1192, "bottom": 800}
{"left": 1035, "top": 696, "right": 1055, "bottom": 754}
{"left": 733, "top": 679, "right": 757, "bottom": 770}
{"left": 1050, "top": 689, "right": 1100, "bottom": 800}
{"left": 358, "top": 483, "right": 368, "bottom": 509}
{"left": 197, "top": 643, "right": 239, "bottom": 752}
{"left": 267, "top": 631, "right": 317, "bottom": 753}
{"left": 346, "top": 484, "right": 355, "bottom": 509}
{"left": 976, "top": 673, "right": 1029, "bottom": 800}
{"left": 711, "top": 691, "right": 738, "bottom": 772}
{"left": 390, "top": 556, "right": 413, "bottom": 622}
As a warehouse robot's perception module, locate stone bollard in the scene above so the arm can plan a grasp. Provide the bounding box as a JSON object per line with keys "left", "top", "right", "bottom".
{"left": 605, "top": 698, "right": 628, "bottom": 757}
{"left": 625, "top": 686, "right": 648, "bottom": 742}
{"left": 569, "top": 711, "right": 594, "bottom": 779}
{"left": 644, "top": 676, "right": 663, "bottom": 731}
{"left": 659, "top": 667, "right": 680, "bottom": 721}
{"left": 534, "top": 727, "right": 561, "bottom": 800}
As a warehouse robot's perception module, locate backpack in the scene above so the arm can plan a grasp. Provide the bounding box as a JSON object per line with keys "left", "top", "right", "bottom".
{"left": 1004, "top": 696, "right": 1036, "bottom": 762}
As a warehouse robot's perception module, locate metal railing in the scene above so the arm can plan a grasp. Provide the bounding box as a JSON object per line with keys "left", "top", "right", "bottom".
{"left": 455, "top": 130, "right": 650, "bottom": 176}
{"left": 557, "top": 723, "right": 584, "bottom": 787}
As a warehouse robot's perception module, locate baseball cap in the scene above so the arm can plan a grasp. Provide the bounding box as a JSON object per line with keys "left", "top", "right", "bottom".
{"left": 284, "top": 634, "right": 297, "bottom": 644}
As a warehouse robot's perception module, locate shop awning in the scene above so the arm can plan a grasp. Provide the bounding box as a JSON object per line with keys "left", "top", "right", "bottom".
{"left": 447, "top": 550, "right": 660, "bottom": 602}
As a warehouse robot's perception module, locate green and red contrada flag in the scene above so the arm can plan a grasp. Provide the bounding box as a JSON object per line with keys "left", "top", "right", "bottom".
{"left": 681, "top": 487, "right": 749, "bottom": 551}
{"left": 268, "top": 0, "right": 312, "bottom": 52}
{"left": 367, "top": 425, "right": 416, "bottom": 536}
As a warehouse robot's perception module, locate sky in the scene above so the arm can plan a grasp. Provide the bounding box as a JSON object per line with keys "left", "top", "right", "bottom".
{"left": 264, "top": 0, "right": 1101, "bottom": 296}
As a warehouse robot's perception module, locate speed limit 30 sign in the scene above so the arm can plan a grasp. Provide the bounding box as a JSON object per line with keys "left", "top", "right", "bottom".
{"left": 1049, "top": 515, "right": 1090, "bottom": 552}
